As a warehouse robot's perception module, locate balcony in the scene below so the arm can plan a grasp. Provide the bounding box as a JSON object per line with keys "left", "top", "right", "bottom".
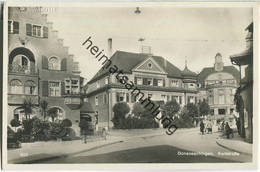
{"left": 205, "top": 82, "right": 237, "bottom": 89}
{"left": 8, "top": 64, "right": 38, "bottom": 76}
{"left": 64, "top": 93, "right": 82, "bottom": 109}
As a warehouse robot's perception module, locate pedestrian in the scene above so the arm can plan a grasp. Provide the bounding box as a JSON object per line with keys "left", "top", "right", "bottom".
{"left": 200, "top": 120, "right": 205, "bottom": 135}
{"left": 207, "top": 120, "right": 213, "bottom": 134}
{"left": 225, "top": 122, "right": 234, "bottom": 139}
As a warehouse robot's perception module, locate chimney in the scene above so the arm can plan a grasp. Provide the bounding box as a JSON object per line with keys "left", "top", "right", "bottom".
{"left": 108, "top": 38, "right": 112, "bottom": 57}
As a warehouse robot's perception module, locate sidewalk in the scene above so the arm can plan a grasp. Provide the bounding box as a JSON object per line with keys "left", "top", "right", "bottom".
{"left": 216, "top": 133, "right": 252, "bottom": 155}
{"left": 8, "top": 135, "right": 123, "bottom": 164}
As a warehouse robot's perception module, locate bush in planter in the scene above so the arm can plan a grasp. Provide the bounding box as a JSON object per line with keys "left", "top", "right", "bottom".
{"left": 10, "top": 119, "right": 21, "bottom": 132}
{"left": 32, "top": 118, "right": 51, "bottom": 141}
{"left": 117, "top": 117, "right": 159, "bottom": 129}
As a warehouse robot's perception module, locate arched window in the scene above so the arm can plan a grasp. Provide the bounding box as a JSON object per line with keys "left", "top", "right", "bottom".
{"left": 24, "top": 80, "right": 36, "bottom": 95}
{"left": 48, "top": 57, "right": 60, "bottom": 70}
{"left": 12, "top": 55, "right": 30, "bottom": 73}
{"left": 10, "top": 79, "right": 23, "bottom": 94}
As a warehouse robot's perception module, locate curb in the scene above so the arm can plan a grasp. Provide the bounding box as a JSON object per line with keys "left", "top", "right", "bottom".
{"left": 216, "top": 140, "right": 252, "bottom": 156}
{"left": 10, "top": 140, "right": 123, "bottom": 164}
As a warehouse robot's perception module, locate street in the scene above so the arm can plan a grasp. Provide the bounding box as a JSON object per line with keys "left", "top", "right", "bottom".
{"left": 30, "top": 128, "right": 251, "bottom": 163}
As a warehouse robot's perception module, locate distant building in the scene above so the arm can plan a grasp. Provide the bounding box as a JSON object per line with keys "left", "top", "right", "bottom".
{"left": 198, "top": 53, "right": 240, "bottom": 121}
{"left": 8, "top": 7, "right": 85, "bottom": 135}
{"left": 231, "top": 22, "right": 253, "bottom": 143}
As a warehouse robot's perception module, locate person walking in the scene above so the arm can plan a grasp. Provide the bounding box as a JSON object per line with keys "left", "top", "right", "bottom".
{"left": 236, "top": 117, "right": 241, "bottom": 136}
{"left": 200, "top": 120, "right": 205, "bottom": 135}
{"left": 225, "top": 122, "right": 234, "bottom": 139}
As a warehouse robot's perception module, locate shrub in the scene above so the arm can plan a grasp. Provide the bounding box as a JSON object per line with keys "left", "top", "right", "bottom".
{"left": 162, "top": 99, "right": 180, "bottom": 118}
{"left": 32, "top": 118, "right": 51, "bottom": 141}
{"left": 132, "top": 102, "right": 145, "bottom": 118}
{"left": 10, "top": 119, "right": 21, "bottom": 131}
{"left": 198, "top": 99, "right": 210, "bottom": 116}
{"left": 61, "top": 119, "right": 72, "bottom": 128}
{"left": 185, "top": 103, "right": 198, "bottom": 118}
{"left": 112, "top": 102, "right": 130, "bottom": 128}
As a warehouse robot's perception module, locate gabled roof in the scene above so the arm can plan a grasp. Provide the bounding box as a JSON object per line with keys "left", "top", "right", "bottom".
{"left": 88, "top": 51, "right": 182, "bottom": 84}
{"left": 198, "top": 66, "right": 240, "bottom": 83}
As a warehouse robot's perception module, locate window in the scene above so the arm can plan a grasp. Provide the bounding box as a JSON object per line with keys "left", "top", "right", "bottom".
{"left": 147, "top": 63, "right": 152, "bottom": 68}
{"left": 95, "top": 96, "right": 98, "bottom": 106}
{"left": 137, "top": 78, "right": 142, "bottom": 85}
{"left": 157, "top": 79, "right": 163, "bottom": 87}
{"left": 8, "top": 21, "right": 19, "bottom": 34}
{"left": 172, "top": 96, "right": 178, "bottom": 102}
{"left": 24, "top": 80, "right": 36, "bottom": 95}
{"left": 48, "top": 57, "right": 60, "bottom": 70}
{"left": 126, "top": 93, "right": 129, "bottom": 102}
{"left": 96, "top": 81, "right": 100, "bottom": 88}
{"left": 105, "top": 77, "right": 109, "bottom": 84}
{"left": 10, "top": 79, "right": 23, "bottom": 94}
{"left": 26, "top": 23, "right": 48, "bottom": 38}
{"left": 71, "top": 80, "right": 78, "bottom": 85}
{"left": 147, "top": 78, "right": 153, "bottom": 86}
{"left": 161, "top": 95, "right": 166, "bottom": 101}
{"left": 171, "top": 80, "right": 179, "bottom": 87}
{"left": 218, "top": 89, "right": 225, "bottom": 104}
{"left": 49, "top": 82, "right": 60, "bottom": 96}
{"left": 32, "top": 25, "right": 42, "bottom": 37}
{"left": 188, "top": 96, "right": 194, "bottom": 104}
{"left": 116, "top": 92, "right": 125, "bottom": 102}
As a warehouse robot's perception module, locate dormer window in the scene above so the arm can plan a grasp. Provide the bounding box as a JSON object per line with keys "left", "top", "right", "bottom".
{"left": 96, "top": 81, "right": 100, "bottom": 88}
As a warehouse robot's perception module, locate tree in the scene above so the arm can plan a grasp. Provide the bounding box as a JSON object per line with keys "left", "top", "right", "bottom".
{"left": 185, "top": 103, "right": 198, "bottom": 118}
{"left": 162, "top": 99, "right": 180, "bottom": 118}
{"left": 132, "top": 102, "right": 145, "bottom": 117}
{"left": 40, "top": 100, "right": 48, "bottom": 121}
{"left": 199, "top": 99, "right": 210, "bottom": 116}
{"left": 61, "top": 119, "right": 72, "bottom": 128}
{"left": 112, "top": 102, "right": 130, "bottom": 128}
{"left": 21, "top": 97, "right": 35, "bottom": 120}
{"left": 47, "top": 108, "right": 58, "bottom": 122}
{"left": 10, "top": 119, "right": 21, "bottom": 131}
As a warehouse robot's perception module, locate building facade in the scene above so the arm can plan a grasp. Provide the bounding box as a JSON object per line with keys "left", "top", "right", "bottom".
{"left": 198, "top": 53, "right": 240, "bottom": 122}
{"left": 7, "top": 7, "right": 84, "bottom": 135}
{"left": 86, "top": 47, "right": 240, "bottom": 129}
{"left": 231, "top": 23, "right": 253, "bottom": 143}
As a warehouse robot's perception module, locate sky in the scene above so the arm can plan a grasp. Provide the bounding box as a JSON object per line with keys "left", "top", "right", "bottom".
{"left": 47, "top": 7, "right": 252, "bottom": 82}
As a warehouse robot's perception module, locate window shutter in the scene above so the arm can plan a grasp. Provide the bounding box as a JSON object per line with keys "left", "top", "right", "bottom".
{"left": 13, "top": 21, "right": 19, "bottom": 34}
{"left": 26, "top": 23, "right": 32, "bottom": 36}
{"left": 61, "top": 82, "right": 65, "bottom": 95}
{"left": 143, "top": 78, "right": 148, "bottom": 85}
{"left": 8, "top": 21, "right": 11, "bottom": 33}
{"left": 43, "top": 26, "right": 48, "bottom": 38}
{"left": 153, "top": 79, "right": 158, "bottom": 86}
{"left": 61, "top": 58, "right": 67, "bottom": 71}
{"left": 116, "top": 93, "right": 119, "bottom": 102}
{"left": 134, "top": 77, "right": 137, "bottom": 85}
{"left": 42, "top": 56, "right": 48, "bottom": 69}
{"left": 163, "top": 79, "right": 165, "bottom": 87}
{"left": 42, "top": 81, "right": 48, "bottom": 97}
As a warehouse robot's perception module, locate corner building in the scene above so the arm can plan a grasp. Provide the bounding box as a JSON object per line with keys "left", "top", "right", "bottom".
{"left": 8, "top": 7, "right": 84, "bottom": 135}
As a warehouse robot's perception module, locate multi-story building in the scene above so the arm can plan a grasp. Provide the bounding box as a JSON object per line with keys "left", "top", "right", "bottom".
{"left": 86, "top": 50, "right": 199, "bottom": 128}
{"left": 86, "top": 44, "right": 240, "bottom": 129}
{"left": 7, "top": 7, "right": 85, "bottom": 134}
{"left": 198, "top": 53, "right": 240, "bottom": 122}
